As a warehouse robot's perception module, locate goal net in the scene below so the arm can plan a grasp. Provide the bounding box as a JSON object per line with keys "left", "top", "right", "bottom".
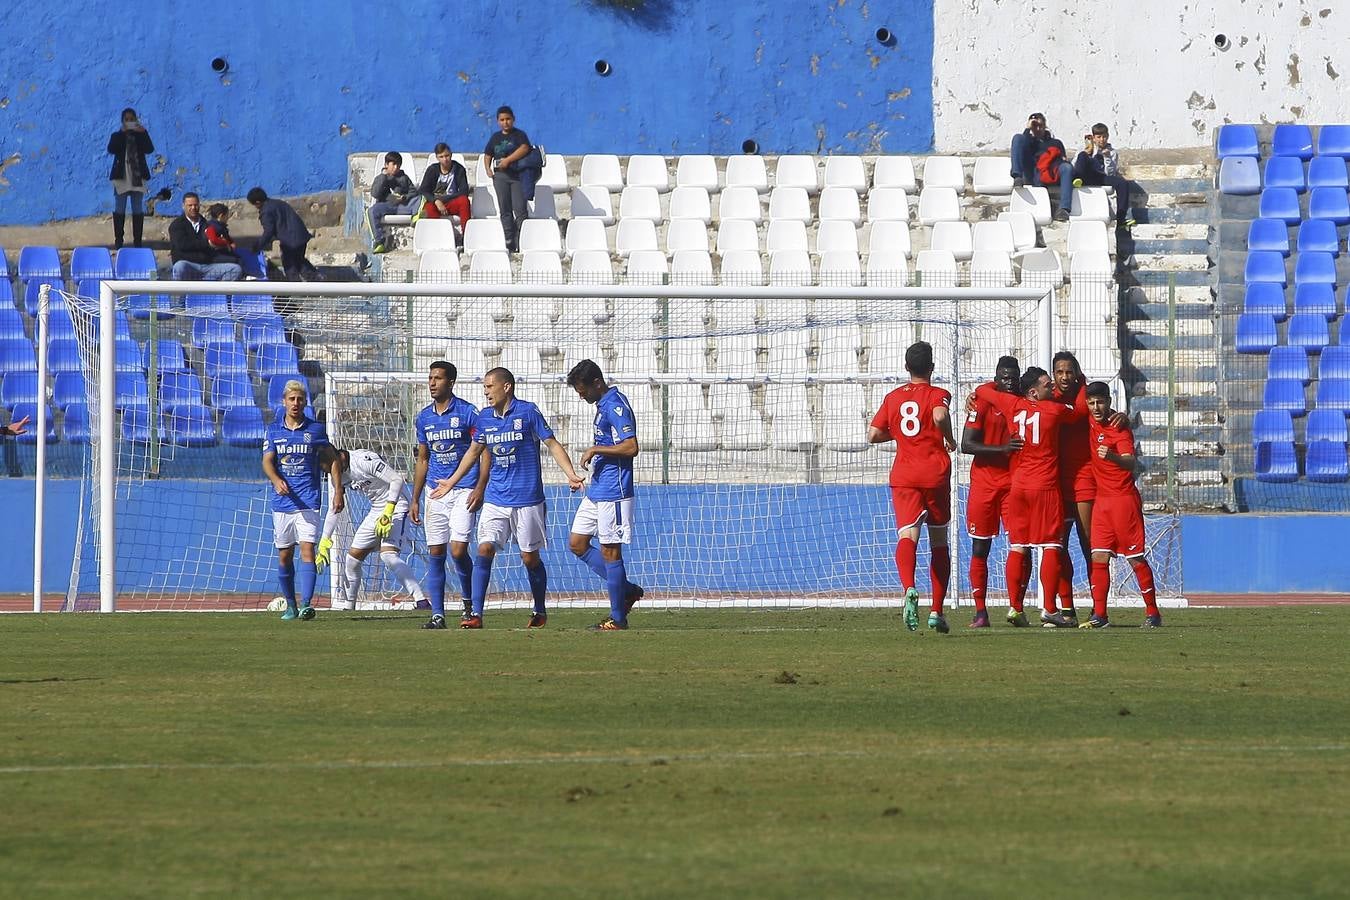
{"left": 55, "top": 277, "right": 1181, "bottom": 612}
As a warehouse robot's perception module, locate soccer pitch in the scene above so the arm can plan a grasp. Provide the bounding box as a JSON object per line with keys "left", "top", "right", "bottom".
{"left": 2, "top": 608, "right": 1347, "bottom": 898}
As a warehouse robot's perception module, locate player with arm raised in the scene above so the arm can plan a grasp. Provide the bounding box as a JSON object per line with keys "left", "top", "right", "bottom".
{"left": 566, "top": 360, "right": 646, "bottom": 630}
{"left": 867, "top": 341, "right": 958, "bottom": 634}
{"left": 1080, "top": 381, "right": 1163, "bottom": 629}
{"left": 431, "top": 367, "right": 585, "bottom": 629}
{"left": 410, "top": 361, "right": 488, "bottom": 629}
{"left": 973, "top": 367, "right": 1086, "bottom": 628}
{"left": 960, "top": 355, "right": 1023, "bottom": 628}
{"left": 1050, "top": 351, "right": 1093, "bottom": 624}
{"left": 262, "top": 380, "right": 343, "bottom": 620}
{"left": 316, "top": 447, "right": 426, "bottom": 611}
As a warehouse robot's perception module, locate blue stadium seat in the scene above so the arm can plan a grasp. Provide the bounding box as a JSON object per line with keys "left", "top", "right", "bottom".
{"left": 1263, "top": 156, "right": 1306, "bottom": 192}
{"left": 1314, "top": 378, "right": 1350, "bottom": 414}
{"left": 141, "top": 340, "right": 189, "bottom": 373}
{"left": 237, "top": 251, "right": 268, "bottom": 281}
{"left": 192, "top": 317, "right": 236, "bottom": 348}
{"left": 1253, "top": 409, "right": 1296, "bottom": 443}
{"left": 231, "top": 293, "right": 276, "bottom": 319}
{"left": 159, "top": 371, "right": 203, "bottom": 408}
{"left": 62, "top": 402, "right": 90, "bottom": 444}
{"left": 1248, "top": 218, "right": 1291, "bottom": 255}
{"left": 114, "top": 247, "right": 158, "bottom": 280}
{"left": 1306, "top": 440, "right": 1349, "bottom": 482}
{"left": 47, "top": 306, "right": 77, "bottom": 341}
{"left": 1317, "top": 125, "right": 1350, "bottom": 158}
{"left": 1, "top": 371, "right": 40, "bottom": 409}
{"left": 242, "top": 317, "right": 287, "bottom": 350}
{"left": 1269, "top": 345, "right": 1309, "bottom": 381}
{"left": 9, "top": 402, "right": 56, "bottom": 444}
{"left": 1244, "top": 250, "right": 1288, "bottom": 285}
{"left": 127, "top": 293, "right": 173, "bottom": 321}
{"left": 1294, "top": 282, "right": 1338, "bottom": 320}
{"left": 165, "top": 404, "right": 218, "bottom": 447}
{"left": 1217, "top": 124, "right": 1259, "bottom": 159}
{"left": 1263, "top": 378, "right": 1307, "bottom": 415}
{"left": 1288, "top": 312, "right": 1331, "bottom": 352}
{"left": 0, "top": 337, "right": 37, "bottom": 374}
{"left": 24, "top": 277, "right": 64, "bottom": 316}
{"left": 114, "top": 338, "right": 141, "bottom": 372}
{"left": 114, "top": 372, "right": 148, "bottom": 411}
{"left": 1297, "top": 218, "right": 1340, "bottom": 255}
{"left": 121, "top": 406, "right": 156, "bottom": 443}
{"left": 1233, "top": 311, "right": 1276, "bottom": 351}
{"left": 186, "top": 294, "right": 231, "bottom": 318}
{"left": 0, "top": 308, "right": 25, "bottom": 341}
{"left": 52, "top": 371, "right": 85, "bottom": 409}
{"left": 1309, "top": 156, "right": 1350, "bottom": 189}
{"left": 17, "top": 246, "right": 61, "bottom": 280}
{"left": 1259, "top": 188, "right": 1303, "bottom": 224}
{"left": 75, "top": 278, "right": 106, "bottom": 300}
{"left": 1309, "top": 187, "right": 1350, "bottom": 224}
{"left": 1218, "top": 156, "right": 1261, "bottom": 195}
{"left": 46, "top": 339, "right": 83, "bottom": 375}
{"left": 1272, "top": 124, "right": 1315, "bottom": 160}
{"left": 0, "top": 277, "right": 13, "bottom": 303}
{"left": 70, "top": 247, "right": 114, "bottom": 282}
{"left": 1320, "top": 344, "right": 1350, "bottom": 380}
{"left": 1307, "top": 407, "right": 1349, "bottom": 442}
{"left": 210, "top": 372, "right": 257, "bottom": 410}
{"left": 254, "top": 343, "right": 299, "bottom": 379}
{"left": 0, "top": 247, "right": 9, "bottom": 277}
{"left": 267, "top": 375, "right": 309, "bottom": 407}
{"left": 1255, "top": 441, "right": 1299, "bottom": 482}
{"left": 223, "top": 405, "right": 266, "bottom": 448}
{"left": 204, "top": 341, "right": 249, "bottom": 378}
{"left": 1294, "top": 251, "right": 1337, "bottom": 284}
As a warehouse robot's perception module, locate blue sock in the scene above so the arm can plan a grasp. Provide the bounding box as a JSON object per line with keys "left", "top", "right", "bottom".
{"left": 452, "top": 552, "right": 474, "bottom": 606}
{"left": 578, "top": 546, "right": 607, "bottom": 579}
{"left": 471, "top": 555, "right": 494, "bottom": 616}
{"left": 297, "top": 561, "right": 317, "bottom": 607}
{"left": 526, "top": 563, "right": 548, "bottom": 614}
{"left": 605, "top": 559, "right": 629, "bottom": 622}
{"left": 427, "top": 553, "right": 447, "bottom": 618}
{"left": 278, "top": 563, "right": 296, "bottom": 610}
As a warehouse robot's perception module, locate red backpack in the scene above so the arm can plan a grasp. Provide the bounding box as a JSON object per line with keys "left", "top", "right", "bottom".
{"left": 1036, "top": 143, "right": 1065, "bottom": 186}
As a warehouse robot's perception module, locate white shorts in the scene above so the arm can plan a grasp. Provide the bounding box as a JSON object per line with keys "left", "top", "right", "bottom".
{"left": 273, "top": 509, "right": 321, "bottom": 549}
{"left": 350, "top": 499, "right": 410, "bottom": 552}
{"left": 478, "top": 501, "right": 547, "bottom": 553}
{"left": 424, "top": 488, "right": 479, "bottom": 546}
{"left": 570, "top": 497, "right": 635, "bottom": 545}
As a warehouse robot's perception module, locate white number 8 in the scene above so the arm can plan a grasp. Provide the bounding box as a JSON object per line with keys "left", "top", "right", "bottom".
{"left": 898, "top": 400, "right": 922, "bottom": 437}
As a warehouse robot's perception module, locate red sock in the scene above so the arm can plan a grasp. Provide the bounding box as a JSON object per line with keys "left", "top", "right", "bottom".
{"left": 895, "top": 538, "right": 917, "bottom": 591}
{"left": 929, "top": 545, "right": 950, "bottom": 613}
{"left": 1005, "top": 551, "right": 1027, "bottom": 611}
{"left": 1058, "top": 549, "right": 1075, "bottom": 611}
{"left": 1090, "top": 560, "right": 1111, "bottom": 619}
{"left": 1039, "top": 548, "right": 1061, "bottom": 613}
{"left": 1133, "top": 559, "right": 1159, "bottom": 615}
{"left": 969, "top": 555, "right": 989, "bottom": 612}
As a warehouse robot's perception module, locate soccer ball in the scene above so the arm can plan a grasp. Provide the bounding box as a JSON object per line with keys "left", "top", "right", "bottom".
{"left": 266, "top": 596, "right": 288, "bottom": 612}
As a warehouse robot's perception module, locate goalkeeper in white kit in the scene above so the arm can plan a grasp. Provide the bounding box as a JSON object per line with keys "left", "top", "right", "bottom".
{"left": 317, "top": 447, "right": 426, "bottom": 609}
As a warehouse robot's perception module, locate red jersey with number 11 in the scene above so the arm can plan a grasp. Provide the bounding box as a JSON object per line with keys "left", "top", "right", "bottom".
{"left": 871, "top": 381, "right": 952, "bottom": 489}
{"left": 973, "top": 383, "right": 1086, "bottom": 490}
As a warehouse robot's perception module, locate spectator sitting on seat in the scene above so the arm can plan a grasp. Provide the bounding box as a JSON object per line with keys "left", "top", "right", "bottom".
{"left": 483, "top": 106, "right": 533, "bottom": 253}
{"left": 248, "top": 187, "right": 321, "bottom": 281}
{"left": 368, "top": 152, "right": 421, "bottom": 254}
{"left": 417, "top": 143, "right": 472, "bottom": 247}
{"left": 205, "top": 204, "right": 237, "bottom": 252}
{"left": 1072, "top": 123, "right": 1133, "bottom": 231}
{"left": 1010, "top": 112, "right": 1075, "bottom": 222}
{"left": 170, "top": 192, "right": 244, "bottom": 281}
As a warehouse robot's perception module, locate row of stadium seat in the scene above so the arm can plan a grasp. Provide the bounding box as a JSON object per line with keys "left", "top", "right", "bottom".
{"left": 0, "top": 246, "right": 157, "bottom": 282}
{"left": 1219, "top": 157, "right": 1350, "bottom": 195}
{"left": 1235, "top": 312, "right": 1341, "bottom": 354}
{"left": 1253, "top": 409, "right": 1350, "bottom": 482}
{"left": 1242, "top": 284, "right": 1347, "bottom": 320}
{"left": 1248, "top": 218, "right": 1344, "bottom": 255}
{"left": 0, "top": 335, "right": 299, "bottom": 378}
{"left": 1235, "top": 187, "right": 1350, "bottom": 223}
{"left": 1245, "top": 250, "right": 1344, "bottom": 285}
{"left": 1217, "top": 124, "right": 1350, "bottom": 160}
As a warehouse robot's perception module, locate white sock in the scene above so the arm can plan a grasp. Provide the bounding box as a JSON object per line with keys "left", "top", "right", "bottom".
{"left": 381, "top": 550, "right": 425, "bottom": 601}
{"left": 344, "top": 554, "right": 363, "bottom": 602}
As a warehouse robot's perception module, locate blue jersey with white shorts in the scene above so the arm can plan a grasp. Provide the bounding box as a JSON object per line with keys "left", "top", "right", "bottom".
{"left": 473, "top": 398, "right": 554, "bottom": 508}
{"left": 588, "top": 386, "right": 636, "bottom": 502}
{"left": 416, "top": 396, "right": 481, "bottom": 491}
{"left": 263, "top": 417, "right": 330, "bottom": 512}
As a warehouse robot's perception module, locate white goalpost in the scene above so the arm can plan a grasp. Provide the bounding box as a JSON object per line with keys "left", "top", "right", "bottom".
{"left": 43, "top": 277, "right": 1180, "bottom": 613}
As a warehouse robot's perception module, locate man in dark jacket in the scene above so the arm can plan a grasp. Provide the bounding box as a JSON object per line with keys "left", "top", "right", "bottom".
{"left": 169, "top": 192, "right": 243, "bottom": 281}
{"left": 368, "top": 152, "right": 421, "bottom": 253}
{"left": 1010, "top": 112, "right": 1075, "bottom": 222}
{"left": 248, "top": 187, "right": 320, "bottom": 281}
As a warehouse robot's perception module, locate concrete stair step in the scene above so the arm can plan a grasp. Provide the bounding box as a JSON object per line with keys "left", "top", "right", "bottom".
{"left": 1125, "top": 164, "right": 1213, "bottom": 180}
{"left": 1128, "top": 317, "right": 1214, "bottom": 337}
{"left": 1136, "top": 408, "right": 1220, "bottom": 428}
{"left": 1131, "top": 223, "right": 1209, "bottom": 241}
{"left": 1129, "top": 252, "right": 1211, "bottom": 272}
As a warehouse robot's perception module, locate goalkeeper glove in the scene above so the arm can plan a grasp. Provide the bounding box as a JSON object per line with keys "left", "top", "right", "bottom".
{"left": 375, "top": 502, "right": 397, "bottom": 539}
{"left": 316, "top": 536, "right": 333, "bottom": 571}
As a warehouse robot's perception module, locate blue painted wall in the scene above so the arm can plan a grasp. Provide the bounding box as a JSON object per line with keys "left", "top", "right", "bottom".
{"left": 1182, "top": 514, "right": 1350, "bottom": 595}
{"left": 0, "top": 0, "right": 934, "bottom": 226}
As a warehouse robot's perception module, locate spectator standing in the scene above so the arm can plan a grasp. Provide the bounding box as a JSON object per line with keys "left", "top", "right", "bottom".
{"left": 169, "top": 192, "right": 243, "bottom": 281}
{"left": 418, "top": 143, "right": 472, "bottom": 247}
{"left": 367, "top": 152, "right": 421, "bottom": 254}
{"left": 107, "top": 107, "right": 155, "bottom": 249}
{"left": 1072, "top": 123, "right": 1133, "bottom": 231}
{"left": 1010, "top": 112, "right": 1074, "bottom": 222}
{"left": 483, "top": 106, "right": 532, "bottom": 252}
{"left": 248, "top": 187, "right": 321, "bottom": 281}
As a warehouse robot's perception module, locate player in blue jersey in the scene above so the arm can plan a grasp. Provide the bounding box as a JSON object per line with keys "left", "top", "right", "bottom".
{"left": 565, "top": 360, "right": 645, "bottom": 630}
{"left": 431, "top": 366, "right": 585, "bottom": 629}
{"left": 262, "top": 380, "right": 343, "bottom": 620}
{"left": 409, "top": 361, "right": 488, "bottom": 629}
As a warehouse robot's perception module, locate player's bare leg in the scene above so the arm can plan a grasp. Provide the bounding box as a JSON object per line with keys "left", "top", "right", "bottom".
{"left": 1005, "top": 546, "right": 1031, "bottom": 627}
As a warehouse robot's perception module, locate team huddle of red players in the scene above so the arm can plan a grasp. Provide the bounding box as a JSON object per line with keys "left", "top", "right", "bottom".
{"left": 867, "top": 341, "right": 1163, "bottom": 632}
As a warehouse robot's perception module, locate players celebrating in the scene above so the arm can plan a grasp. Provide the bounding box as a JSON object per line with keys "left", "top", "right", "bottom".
{"left": 1051, "top": 352, "right": 1093, "bottom": 623}
{"left": 262, "top": 380, "right": 343, "bottom": 621}
{"left": 867, "top": 341, "right": 958, "bottom": 633}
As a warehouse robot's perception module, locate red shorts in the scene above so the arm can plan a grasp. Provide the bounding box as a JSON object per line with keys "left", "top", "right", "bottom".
{"left": 1005, "top": 486, "right": 1064, "bottom": 547}
{"left": 966, "top": 479, "right": 1010, "bottom": 540}
{"left": 890, "top": 484, "right": 951, "bottom": 530}
{"left": 1060, "top": 464, "right": 1097, "bottom": 510}
{"left": 1090, "top": 494, "right": 1147, "bottom": 557}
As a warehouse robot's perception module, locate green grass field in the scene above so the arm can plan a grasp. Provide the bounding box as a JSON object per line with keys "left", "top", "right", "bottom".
{"left": 2, "top": 607, "right": 1348, "bottom": 898}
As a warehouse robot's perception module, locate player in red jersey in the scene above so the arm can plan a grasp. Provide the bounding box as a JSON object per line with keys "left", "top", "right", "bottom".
{"left": 1051, "top": 352, "right": 1094, "bottom": 624}
{"left": 960, "top": 356, "right": 1023, "bottom": 628}
{"left": 868, "top": 341, "right": 958, "bottom": 634}
{"left": 973, "top": 366, "right": 1087, "bottom": 627}
{"left": 1080, "top": 381, "right": 1163, "bottom": 628}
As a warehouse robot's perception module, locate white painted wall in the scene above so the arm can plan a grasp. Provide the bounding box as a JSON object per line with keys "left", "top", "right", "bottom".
{"left": 933, "top": 0, "right": 1350, "bottom": 152}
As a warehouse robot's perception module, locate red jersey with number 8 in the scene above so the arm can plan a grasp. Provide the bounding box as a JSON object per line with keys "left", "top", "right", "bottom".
{"left": 871, "top": 382, "right": 952, "bottom": 489}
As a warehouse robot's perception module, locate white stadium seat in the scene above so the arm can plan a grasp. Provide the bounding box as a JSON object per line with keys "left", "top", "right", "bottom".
{"left": 972, "top": 156, "right": 1015, "bottom": 194}
{"left": 716, "top": 219, "right": 760, "bottom": 254}
{"left": 917, "top": 187, "right": 962, "bottom": 226}
{"left": 666, "top": 218, "right": 710, "bottom": 255}
{"left": 866, "top": 249, "right": 909, "bottom": 286}
{"left": 1070, "top": 249, "right": 1112, "bottom": 277}
{"left": 823, "top": 156, "right": 867, "bottom": 193}
{"left": 417, "top": 249, "right": 461, "bottom": 281}
{"left": 671, "top": 250, "right": 716, "bottom": 284}
{"left": 626, "top": 249, "right": 670, "bottom": 282}
{"left": 819, "top": 186, "right": 862, "bottom": 225}
{"left": 766, "top": 334, "right": 809, "bottom": 378}
{"left": 519, "top": 250, "right": 564, "bottom": 283}
{"left": 718, "top": 186, "right": 763, "bottom": 223}
{"left": 769, "top": 249, "right": 813, "bottom": 285}
{"left": 815, "top": 220, "right": 859, "bottom": 256}
{"left": 564, "top": 218, "right": 609, "bottom": 255}
{"left": 569, "top": 249, "right": 616, "bottom": 284}
{"left": 1071, "top": 186, "right": 1112, "bottom": 222}
{"left": 538, "top": 153, "right": 569, "bottom": 193}
{"left": 866, "top": 187, "right": 910, "bottom": 222}
{"left": 413, "top": 219, "right": 458, "bottom": 255}
{"left": 768, "top": 186, "right": 812, "bottom": 223}
{"left": 972, "top": 220, "right": 1017, "bottom": 255}
{"left": 615, "top": 218, "right": 659, "bottom": 256}
{"left": 725, "top": 155, "right": 769, "bottom": 192}
{"left": 470, "top": 185, "right": 499, "bottom": 219}
{"left": 914, "top": 249, "right": 958, "bottom": 287}
{"left": 998, "top": 210, "right": 1038, "bottom": 251}
{"left": 462, "top": 218, "right": 506, "bottom": 256}
{"left": 625, "top": 155, "right": 670, "bottom": 192}
{"left": 669, "top": 186, "right": 712, "bottom": 224}
{"left": 766, "top": 220, "right": 808, "bottom": 255}
{"left": 922, "top": 156, "right": 965, "bottom": 191}
{"left": 579, "top": 154, "right": 624, "bottom": 190}
{"left": 867, "top": 220, "right": 912, "bottom": 259}
{"left": 971, "top": 249, "right": 1015, "bottom": 286}
{"left": 1009, "top": 186, "right": 1052, "bottom": 226}
{"left": 1067, "top": 220, "right": 1109, "bottom": 255}
{"left": 468, "top": 249, "right": 512, "bottom": 283}
{"left": 527, "top": 190, "right": 557, "bottom": 220}
{"left": 676, "top": 154, "right": 720, "bottom": 192}
{"left": 518, "top": 219, "right": 562, "bottom": 255}
{"left": 872, "top": 156, "right": 917, "bottom": 191}
{"left": 570, "top": 186, "right": 616, "bottom": 224}
{"left": 818, "top": 251, "right": 863, "bottom": 285}
{"left": 930, "top": 221, "right": 973, "bottom": 261}
{"left": 720, "top": 249, "right": 765, "bottom": 285}
{"left": 774, "top": 155, "right": 820, "bottom": 193}
{"left": 618, "top": 186, "right": 662, "bottom": 222}
{"left": 1019, "top": 248, "right": 1064, "bottom": 288}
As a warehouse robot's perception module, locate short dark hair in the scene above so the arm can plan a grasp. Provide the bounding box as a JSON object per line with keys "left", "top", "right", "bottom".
{"left": 995, "top": 355, "right": 1020, "bottom": 374}
{"left": 566, "top": 358, "right": 605, "bottom": 388}
{"left": 246, "top": 187, "right": 268, "bottom": 204}
{"left": 429, "top": 360, "right": 457, "bottom": 382}
{"left": 1028, "top": 112, "right": 1046, "bottom": 122}
{"left": 496, "top": 105, "right": 514, "bottom": 118}
{"left": 1091, "top": 122, "right": 1109, "bottom": 136}
{"left": 433, "top": 142, "right": 450, "bottom": 154}
{"left": 1085, "top": 380, "right": 1112, "bottom": 400}
{"left": 183, "top": 191, "right": 200, "bottom": 203}
{"left": 1020, "top": 366, "right": 1048, "bottom": 395}
{"left": 904, "top": 341, "right": 934, "bottom": 377}
{"left": 206, "top": 203, "right": 228, "bottom": 219}
{"left": 121, "top": 107, "right": 138, "bottom": 120}
{"left": 485, "top": 366, "right": 514, "bottom": 388}
{"left": 1052, "top": 350, "right": 1081, "bottom": 375}
{"left": 384, "top": 151, "right": 402, "bottom": 166}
